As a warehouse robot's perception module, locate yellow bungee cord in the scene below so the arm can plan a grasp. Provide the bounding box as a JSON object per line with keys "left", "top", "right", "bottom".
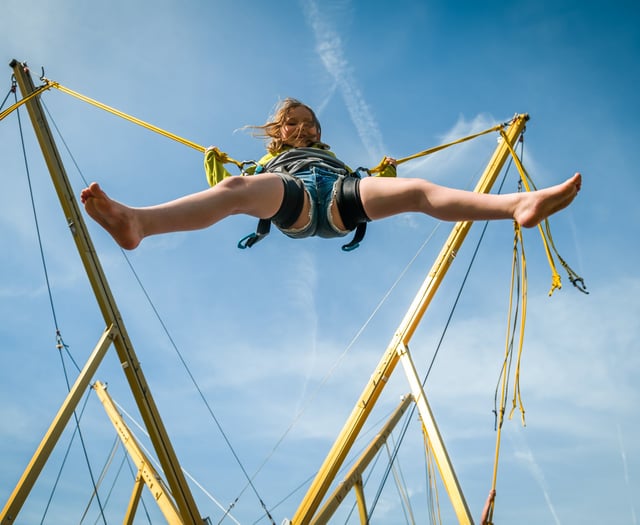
{"left": 0, "top": 81, "right": 51, "bottom": 122}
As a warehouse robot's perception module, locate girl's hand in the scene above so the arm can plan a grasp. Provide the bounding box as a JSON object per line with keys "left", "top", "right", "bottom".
{"left": 379, "top": 156, "right": 398, "bottom": 177}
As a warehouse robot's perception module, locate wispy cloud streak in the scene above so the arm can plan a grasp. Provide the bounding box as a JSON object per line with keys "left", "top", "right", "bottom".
{"left": 301, "top": 0, "right": 386, "bottom": 159}
{"left": 512, "top": 429, "right": 562, "bottom": 525}
{"left": 617, "top": 423, "right": 638, "bottom": 525}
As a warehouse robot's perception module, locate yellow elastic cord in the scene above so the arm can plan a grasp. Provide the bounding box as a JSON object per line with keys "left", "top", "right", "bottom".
{"left": 43, "top": 78, "right": 246, "bottom": 171}
{"left": 508, "top": 223, "right": 527, "bottom": 427}
{"left": 369, "top": 123, "right": 505, "bottom": 174}
{"left": 499, "top": 129, "right": 563, "bottom": 296}
{"left": 488, "top": 222, "right": 528, "bottom": 525}
{"left": 0, "top": 83, "right": 52, "bottom": 122}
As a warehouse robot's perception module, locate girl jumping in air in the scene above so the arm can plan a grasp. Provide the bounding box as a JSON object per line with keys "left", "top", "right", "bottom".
{"left": 81, "top": 98, "right": 581, "bottom": 251}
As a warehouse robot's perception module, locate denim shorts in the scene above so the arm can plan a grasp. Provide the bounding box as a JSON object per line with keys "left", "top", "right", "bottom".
{"left": 278, "top": 166, "right": 350, "bottom": 239}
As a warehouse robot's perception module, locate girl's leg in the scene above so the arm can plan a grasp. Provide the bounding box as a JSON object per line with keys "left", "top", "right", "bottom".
{"left": 358, "top": 173, "right": 581, "bottom": 227}
{"left": 81, "top": 174, "right": 307, "bottom": 249}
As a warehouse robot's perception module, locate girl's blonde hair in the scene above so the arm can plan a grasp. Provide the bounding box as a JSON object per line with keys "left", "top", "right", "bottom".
{"left": 251, "top": 98, "right": 327, "bottom": 154}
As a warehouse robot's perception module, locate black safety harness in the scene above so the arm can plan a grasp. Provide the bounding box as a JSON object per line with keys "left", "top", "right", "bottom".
{"left": 237, "top": 148, "right": 370, "bottom": 252}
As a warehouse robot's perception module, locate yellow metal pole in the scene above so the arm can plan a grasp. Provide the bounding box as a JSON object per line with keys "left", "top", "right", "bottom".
{"left": 124, "top": 474, "right": 146, "bottom": 525}
{"left": 353, "top": 480, "right": 368, "bottom": 525}
{"left": 292, "top": 114, "right": 529, "bottom": 524}
{"left": 310, "top": 395, "right": 413, "bottom": 525}
{"left": 1, "top": 326, "right": 116, "bottom": 524}
{"left": 397, "top": 342, "right": 471, "bottom": 522}
{"left": 93, "top": 381, "right": 183, "bottom": 524}
{"left": 7, "top": 59, "right": 203, "bottom": 524}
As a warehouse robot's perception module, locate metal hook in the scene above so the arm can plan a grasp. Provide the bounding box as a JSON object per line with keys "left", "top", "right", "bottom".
{"left": 570, "top": 276, "right": 589, "bottom": 295}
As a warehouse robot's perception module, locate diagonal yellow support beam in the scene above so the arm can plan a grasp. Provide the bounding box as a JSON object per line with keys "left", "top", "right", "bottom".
{"left": 292, "top": 114, "right": 529, "bottom": 525}
{"left": 7, "top": 59, "right": 205, "bottom": 525}
{"left": 1, "top": 326, "right": 116, "bottom": 524}
{"left": 310, "top": 394, "right": 414, "bottom": 524}
{"left": 93, "top": 381, "right": 183, "bottom": 524}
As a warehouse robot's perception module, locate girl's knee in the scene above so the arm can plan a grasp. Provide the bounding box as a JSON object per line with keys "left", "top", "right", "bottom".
{"left": 401, "top": 179, "right": 432, "bottom": 212}
{"left": 217, "top": 175, "right": 250, "bottom": 192}
{"left": 215, "top": 173, "right": 285, "bottom": 218}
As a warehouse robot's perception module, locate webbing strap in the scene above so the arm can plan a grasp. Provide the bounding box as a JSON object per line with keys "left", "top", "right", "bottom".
{"left": 238, "top": 219, "right": 271, "bottom": 249}
{"left": 341, "top": 223, "right": 366, "bottom": 252}
{"left": 43, "top": 77, "right": 514, "bottom": 178}
{"left": 368, "top": 123, "right": 505, "bottom": 174}
{"left": 487, "top": 222, "right": 528, "bottom": 525}
{"left": 0, "top": 83, "right": 51, "bottom": 122}
{"left": 42, "top": 79, "right": 251, "bottom": 171}
{"left": 499, "top": 129, "right": 587, "bottom": 295}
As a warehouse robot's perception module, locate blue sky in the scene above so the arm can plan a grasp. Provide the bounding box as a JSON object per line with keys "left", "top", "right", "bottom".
{"left": 1, "top": 0, "right": 639, "bottom": 524}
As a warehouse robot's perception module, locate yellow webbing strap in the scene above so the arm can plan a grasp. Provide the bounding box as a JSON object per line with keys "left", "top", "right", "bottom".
{"left": 508, "top": 223, "right": 528, "bottom": 427}
{"left": 0, "top": 83, "right": 52, "bottom": 122}
{"left": 43, "top": 78, "right": 246, "bottom": 170}
{"left": 499, "top": 129, "right": 565, "bottom": 296}
{"left": 37, "top": 79, "right": 521, "bottom": 185}
{"left": 487, "top": 222, "right": 528, "bottom": 525}
{"left": 368, "top": 123, "right": 505, "bottom": 174}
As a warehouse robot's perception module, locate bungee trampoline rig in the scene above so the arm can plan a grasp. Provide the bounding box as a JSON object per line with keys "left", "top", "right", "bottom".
{"left": 1, "top": 59, "right": 586, "bottom": 525}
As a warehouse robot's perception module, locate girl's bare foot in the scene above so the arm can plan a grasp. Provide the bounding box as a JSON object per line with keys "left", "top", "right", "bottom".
{"left": 80, "top": 182, "right": 143, "bottom": 249}
{"left": 514, "top": 173, "right": 581, "bottom": 228}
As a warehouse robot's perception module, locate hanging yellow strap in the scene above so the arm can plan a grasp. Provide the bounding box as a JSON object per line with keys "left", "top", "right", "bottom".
{"left": 498, "top": 129, "right": 566, "bottom": 296}
{"left": 41, "top": 78, "right": 246, "bottom": 171}
{"left": 499, "top": 129, "right": 587, "bottom": 295}
{"left": 369, "top": 122, "right": 505, "bottom": 174}
{"left": 0, "top": 83, "right": 52, "bottom": 122}
{"left": 487, "top": 222, "right": 528, "bottom": 525}
{"left": 508, "top": 223, "right": 528, "bottom": 427}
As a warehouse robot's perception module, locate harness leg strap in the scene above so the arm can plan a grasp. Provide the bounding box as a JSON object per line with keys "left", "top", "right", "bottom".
{"left": 335, "top": 176, "right": 371, "bottom": 251}
{"left": 271, "top": 173, "right": 306, "bottom": 229}
{"left": 238, "top": 173, "right": 306, "bottom": 249}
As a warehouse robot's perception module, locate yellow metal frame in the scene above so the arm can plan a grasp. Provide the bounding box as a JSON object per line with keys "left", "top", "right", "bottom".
{"left": 310, "top": 394, "right": 414, "bottom": 524}
{"left": 93, "top": 381, "right": 183, "bottom": 524}
{"left": 292, "top": 114, "right": 529, "bottom": 525}
{"left": 3, "top": 60, "right": 204, "bottom": 525}
{"left": 4, "top": 57, "right": 529, "bottom": 524}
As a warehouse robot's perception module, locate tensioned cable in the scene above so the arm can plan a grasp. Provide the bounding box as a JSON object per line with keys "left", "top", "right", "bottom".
{"left": 112, "top": 398, "right": 241, "bottom": 525}
{"left": 368, "top": 216, "right": 496, "bottom": 519}
{"left": 356, "top": 140, "right": 509, "bottom": 520}
{"left": 247, "top": 405, "right": 405, "bottom": 523}
{"left": 34, "top": 82, "right": 525, "bottom": 522}
{"left": 366, "top": 146, "right": 520, "bottom": 521}
{"left": 40, "top": 100, "right": 273, "bottom": 524}
{"left": 14, "top": 94, "right": 107, "bottom": 525}
{"left": 121, "top": 254, "right": 273, "bottom": 525}
{"left": 230, "top": 222, "right": 445, "bottom": 510}
{"left": 91, "top": 447, "right": 129, "bottom": 525}
{"left": 385, "top": 440, "right": 416, "bottom": 525}
{"left": 39, "top": 390, "right": 93, "bottom": 525}
{"left": 122, "top": 452, "right": 154, "bottom": 525}
{"left": 238, "top": 129, "right": 501, "bottom": 520}
{"left": 1, "top": 80, "right": 16, "bottom": 111}
{"left": 423, "top": 429, "right": 442, "bottom": 524}
{"left": 57, "top": 341, "right": 108, "bottom": 524}
{"left": 0, "top": 80, "right": 51, "bottom": 122}
{"left": 79, "top": 437, "right": 120, "bottom": 524}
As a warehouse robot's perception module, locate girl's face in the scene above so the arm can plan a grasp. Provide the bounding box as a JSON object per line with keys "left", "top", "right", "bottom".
{"left": 281, "top": 105, "right": 320, "bottom": 148}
